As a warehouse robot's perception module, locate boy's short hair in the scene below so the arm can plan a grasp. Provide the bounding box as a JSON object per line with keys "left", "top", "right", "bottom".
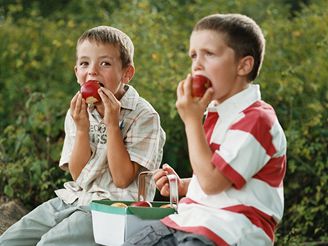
{"left": 77, "top": 26, "right": 134, "bottom": 68}
{"left": 193, "top": 13, "right": 265, "bottom": 81}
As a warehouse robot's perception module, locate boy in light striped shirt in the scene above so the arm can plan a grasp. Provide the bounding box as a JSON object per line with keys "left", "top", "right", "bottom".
{"left": 0, "top": 26, "right": 165, "bottom": 246}
{"left": 123, "top": 13, "right": 287, "bottom": 246}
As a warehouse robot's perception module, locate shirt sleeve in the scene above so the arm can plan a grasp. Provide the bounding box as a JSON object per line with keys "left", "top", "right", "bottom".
{"left": 59, "top": 110, "right": 76, "bottom": 171}
{"left": 124, "top": 110, "right": 165, "bottom": 171}
{"left": 211, "top": 110, "right": 278, "bottom": 189}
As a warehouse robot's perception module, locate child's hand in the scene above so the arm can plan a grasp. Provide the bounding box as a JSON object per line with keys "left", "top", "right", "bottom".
{"left": 70, "top": 92, "right": 89, "bottom": 131}
{"left": 98, "top": 87, "right": 121, "bottom": 127}
{"left": 153, "top": 164, "right": 187, "bottom": 197}
{"left": 176, "top": 74, "right": 214, "bottom": 124}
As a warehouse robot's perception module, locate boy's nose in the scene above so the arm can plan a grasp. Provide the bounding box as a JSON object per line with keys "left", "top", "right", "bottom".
{"left": 192, "top": 58, "right": 204, "bottom": 71}
{"left": 88, "top": 71, "right": 97, "bottom": 76}
{"left": 88, "top": 64, "right": 98, "bottom": 76}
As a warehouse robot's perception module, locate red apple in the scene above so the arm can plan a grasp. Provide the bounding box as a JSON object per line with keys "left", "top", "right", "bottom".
{"left": 191, "top": 75, "right": 212, "bottom": 98}
{"left": 81, "top": 80, "right": 101, "bottom": 104}
{"left": 130, "top": 201, "right": 152, "bottom": 207}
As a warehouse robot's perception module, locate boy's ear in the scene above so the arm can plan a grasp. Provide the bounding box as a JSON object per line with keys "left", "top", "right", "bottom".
{"left": 237, "top": 56, "right": 254, "bottom": 77}
{"left": 74, "top": 66, "right": 80, "bottom": 84}
{"left": 122, "top": 65, "right": 135, "bottom": 83}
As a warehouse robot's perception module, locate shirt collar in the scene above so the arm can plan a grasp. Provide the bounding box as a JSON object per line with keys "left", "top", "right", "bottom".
{"left": 208, "top": 84, "right": 261, "bottom": 117}
{"left": 120, "top": 84, "right": 139, "bottom": 111}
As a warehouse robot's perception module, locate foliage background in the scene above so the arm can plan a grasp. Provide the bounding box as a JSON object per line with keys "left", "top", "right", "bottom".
{"left": 0, "top": 0, "right": 327, "bottom": 244}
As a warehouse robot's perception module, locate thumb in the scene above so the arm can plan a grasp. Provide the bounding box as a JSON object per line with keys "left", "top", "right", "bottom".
{"left": 200, "top": 88, "right": 214, "bottom": 108}
{"left": 162, "top": 163, "right": 179, "bottom": 178}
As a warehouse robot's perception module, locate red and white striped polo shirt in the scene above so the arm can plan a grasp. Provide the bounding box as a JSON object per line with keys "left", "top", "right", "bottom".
{"left": 162, "top": 84, "right": 287, "bottom": 245}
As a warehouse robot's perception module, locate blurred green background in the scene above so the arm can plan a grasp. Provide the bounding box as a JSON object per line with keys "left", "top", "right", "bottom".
{"left": 0, "top": 0, "right": 327, "bottom": 244}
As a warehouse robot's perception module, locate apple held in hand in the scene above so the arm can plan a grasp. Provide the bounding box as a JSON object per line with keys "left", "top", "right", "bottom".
{"left": 191, "top": 75, "right": 212, "bottom": 98}
{"left": 130, "top": 201, "right": 152, "bottom": 207}
{"left": 81, "top": 80, "right": 101, "bottom": 104}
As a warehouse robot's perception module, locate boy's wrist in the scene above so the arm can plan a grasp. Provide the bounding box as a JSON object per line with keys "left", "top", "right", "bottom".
{"left": 184, "top": 119, "right": 202, "bottom": 133}
{"left": 180, "top": 178, "right": 190, "bottom": 196}
{"left": 76, "top": 129, "right": 89, "bottom": 137}
{"left": 106, "top": 123, "right": 121, "bottom": 133}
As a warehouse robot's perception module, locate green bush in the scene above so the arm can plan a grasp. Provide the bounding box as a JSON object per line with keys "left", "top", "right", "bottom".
{"left": 0, "top": 0, "right": 327, "bottom": 244}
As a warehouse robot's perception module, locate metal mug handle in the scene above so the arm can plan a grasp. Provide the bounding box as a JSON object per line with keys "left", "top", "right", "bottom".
{"left": 137, "top": 169, "right": 161, "bottom": 201}
{"left": 137, "top": 170, "right": 179, "bottom": 211}
{"left": 167, "top": 174, "right": 179, "bottom": 211}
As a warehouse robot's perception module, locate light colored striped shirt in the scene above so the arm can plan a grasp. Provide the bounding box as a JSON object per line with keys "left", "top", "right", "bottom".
{"left": 55, "top": 85, "right": 165, "bottom": 206}
{"left": 162, "top": 84, "right": 286, "bottom": 246}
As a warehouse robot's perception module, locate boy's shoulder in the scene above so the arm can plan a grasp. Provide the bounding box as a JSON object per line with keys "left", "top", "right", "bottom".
{"left": 243, "top": 99, "right": 275, "bottom": 117}
{"left": 121, "top": 85, "right": 161, "bottom": 117}
{"left": 245, "top": 99, "right": 274, "bottom": 111}
{"left": 232, "top": 99, "right": 278, "bottom": 131}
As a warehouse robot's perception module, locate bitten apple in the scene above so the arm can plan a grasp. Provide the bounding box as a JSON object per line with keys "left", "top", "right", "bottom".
{"left": 80, "top": 80, "right": 101, "bottom": 104}
{"left": 191, "top": 75, "right": 212, "bottom": 98}
{"left": 130, "top": 201, "right": 152, "bottom": 207}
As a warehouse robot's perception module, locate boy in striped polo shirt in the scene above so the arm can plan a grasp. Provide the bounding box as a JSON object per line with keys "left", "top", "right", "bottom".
{"left": 123, "top": 13, "right": 287, "bottom": 246}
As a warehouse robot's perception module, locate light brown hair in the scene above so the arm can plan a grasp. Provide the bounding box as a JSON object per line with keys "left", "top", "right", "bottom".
{"left": 77, "top": 26, "right": 134, "bottom": 68}
{"left": 194, "top": 14, "right": 265, "bottom": 81}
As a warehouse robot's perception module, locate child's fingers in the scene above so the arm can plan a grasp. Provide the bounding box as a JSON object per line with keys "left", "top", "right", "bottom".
{"left": 200, "top": 87, "right": 214, "bottom": 108}
{"left": 70, "top": 91, "right": 80, "bottom": 108}
{"left": 99, "top": 87, "right": 116, "bottom": 102}
{"left": 98, "top": 88, "right": 111, "bottom": 104}
{"left": 182, "top": 74, "right": 192, "bottom": 98}
{"left": 153, "top": 169, "right": 167, "bottom": 182}
{"left": 99, "top": 87, "right": 121, "bottom": 111}
{"left": 176, "top": 80, "right": 184, "bottom": 99}
{"left": 80, "top": 98, "right": 87, "bottom": 112}
{"left": 160, "top": 183, "right": 170, "bottom": 197}
{"left": 155, "top": 175, "right": 169, "bottom": 191}
{"left": 162, "top": 163, "right": 179, "bottom": 178}
{"left": 75, "top": 93, "right": 82, "bottom": 113}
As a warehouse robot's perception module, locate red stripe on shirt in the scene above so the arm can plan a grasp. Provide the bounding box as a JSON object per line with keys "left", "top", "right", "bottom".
{"left": 209, "top": 143, "right": 220, "bottom": 152}
{"left": 223, "top": 205, "right": 277, "bottom": 241}
{"left": 176, "top": 198, "right": 276, "bottom": 241}
{"left": 179, "top": 197, "right": 195, "bottom": 204}
{"left": 203, "top": 112, "right": 219, "bottom": 145}
{"left": 254, "top": 155, "right": 286, "bottom": 187}
{"left": 212, "top": 153, "right": 246, "bottom": 189}
{"left": 161, "top": 217, "right": 229, "bottom": 246}
{"left": 230, "top": 101, "right": 277, "bottom": 157}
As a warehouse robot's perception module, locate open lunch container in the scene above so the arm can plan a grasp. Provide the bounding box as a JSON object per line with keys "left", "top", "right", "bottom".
{"left": 90, "top": 171, "right": 179, "bottom": 246}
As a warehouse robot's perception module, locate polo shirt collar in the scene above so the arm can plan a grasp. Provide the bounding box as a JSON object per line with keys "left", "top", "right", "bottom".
{"left": 208, "top": 84, "right": 261, "bottom": 117}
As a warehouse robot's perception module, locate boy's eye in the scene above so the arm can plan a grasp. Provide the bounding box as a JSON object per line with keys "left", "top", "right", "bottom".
{"left": 205, "top": 51, "right": 214, "bottom": 56}
{"left": 79, "top": 61, "right": 89, "bottom": 67}
{"left": 101, "top": 61, "right": 111, "bottom": 66}
{"left": 189, "top": 53, "right": 197, "bottom": 59}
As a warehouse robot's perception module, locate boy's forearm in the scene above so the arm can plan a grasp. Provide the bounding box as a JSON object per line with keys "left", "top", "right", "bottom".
{"left": 106, "top": 125, "right": 139, "bottom": 188}
{"left": 69, "top": 131, "right": 92, "bottom": 180}
{"left": 185, "top": 120, "right": 213, "bottom": 175}
{"left": 185, "top": 120, "right": 231, "bottom": 194}
{"left": 181, "top": 178, "right": 191, "bottom": 196}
